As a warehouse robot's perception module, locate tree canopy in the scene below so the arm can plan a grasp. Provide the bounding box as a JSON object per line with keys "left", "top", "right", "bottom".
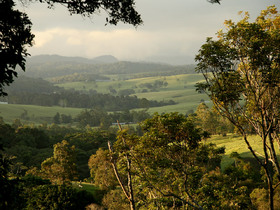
{"left": 36, "top": 0, "right": 142, "bottom": 26}
{"left": 195, "top": 6, "right": 280, "bottom": 210}
{"left": 0, "top": 0, "right": 34, "bottom": 96}
{"left": 88, "top": 113, "right": 236, "bottom": 209}
{"left": 41, "top": 140, "right": 77, "bottom": 184}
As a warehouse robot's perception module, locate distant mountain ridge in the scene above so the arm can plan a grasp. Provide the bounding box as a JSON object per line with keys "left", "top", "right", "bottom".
{"left": 27, "top": 54, "right": 119, "bottom": 64}
{"left": 23, "top": 54, "right": 196, "bottom": 79}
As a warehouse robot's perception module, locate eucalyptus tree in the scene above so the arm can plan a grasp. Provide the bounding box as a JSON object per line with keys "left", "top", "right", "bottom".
{"left": 103, "top": 113, "right": 225, "bottom": 209}
{"left": 195, "top": 6, "right": 280, "bottom": 209}
{"left": 41, "top": 140, "right": 77, "bottom": 184}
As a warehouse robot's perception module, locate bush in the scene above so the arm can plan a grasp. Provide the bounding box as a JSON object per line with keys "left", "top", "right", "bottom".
{"left": 26, "top": 184, "right": 95, "bottom": 209}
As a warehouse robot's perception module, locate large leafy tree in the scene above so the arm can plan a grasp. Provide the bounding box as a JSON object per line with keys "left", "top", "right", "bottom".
{"left": 41, "top": 140, "right": 77, "bottom": 184}
{"left": 0, "top": 0, "right": 34, "bottom": 96}
{"left": 99, "top": 113, "right": 227, "bottom": 209}
{"left": 195, "top": 6, "right": 280, "bottom": 210}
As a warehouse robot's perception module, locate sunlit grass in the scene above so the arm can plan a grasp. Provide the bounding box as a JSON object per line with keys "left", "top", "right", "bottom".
{"left": 209, "top": 134, "right": 279, "bottom": 170}
{"left": 72, "top": 181, "right": 98, "bottom": 195}
{"left": 0, "top": 104, "right": 83, "bottom": 124}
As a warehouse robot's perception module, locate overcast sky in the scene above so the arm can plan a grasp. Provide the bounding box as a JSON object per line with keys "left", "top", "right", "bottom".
{"left": 18, "top": 0, "right": 280, "bottom": 65}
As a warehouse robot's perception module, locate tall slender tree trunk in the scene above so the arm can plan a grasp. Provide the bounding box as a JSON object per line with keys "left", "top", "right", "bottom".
{"left": 267, "top": 172, "right": 274, "bottom": 210}
{"left": 127, "top": 157, "right": 135, "bottom": 210}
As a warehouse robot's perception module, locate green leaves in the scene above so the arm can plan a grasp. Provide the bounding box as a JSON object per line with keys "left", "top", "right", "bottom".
{"left": 196, "top": 5, "right": 280, "bottom": 121}
{"left": 41, "top": 140, "right": 77, "bottom": 184}
{"left": 0, "top": 0, "right": 34, "bottom": 96}
{"left": 41, "top": 0, "right": 143, "bottom": 26}
{"left": 196, "top": 6, "right": 280, "bottom": 208}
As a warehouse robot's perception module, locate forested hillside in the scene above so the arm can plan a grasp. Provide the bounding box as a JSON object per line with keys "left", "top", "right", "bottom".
{"left": 21, "top": 55, "right": 196, "bottom": 79}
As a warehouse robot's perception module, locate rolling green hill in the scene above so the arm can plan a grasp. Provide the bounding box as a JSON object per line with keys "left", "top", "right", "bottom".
{"left": 56, "top": 73, "right": 209, "bottom": 114}
{"left": 0, "top": 73, "right": 208, "bottom": 124}
{"left": 22, "top": 55, "right": 196, "bottom": 79}
{"left": 1, "top": 55, "right": 210, "bottom": 124}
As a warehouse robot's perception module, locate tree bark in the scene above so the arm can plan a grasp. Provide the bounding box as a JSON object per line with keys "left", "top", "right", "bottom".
{"left": 107, "top": 121, "right": 136, "bottom": 210}
{"left": 266, "top": 168, "right": 274, "bottom": 210}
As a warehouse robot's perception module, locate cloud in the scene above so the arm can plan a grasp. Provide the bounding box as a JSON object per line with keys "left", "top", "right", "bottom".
{"left": 30, "top": 27, "right": 203, "bottom": 60}
{"left": 33, "top": 30, "right": 55, "bottom": 47}
{"left": 25, "top": 0, "right": 280, "bottom": 64}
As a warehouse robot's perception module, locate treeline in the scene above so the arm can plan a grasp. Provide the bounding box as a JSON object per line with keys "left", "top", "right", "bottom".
{"left": 7, "top": 90, "right": 175, "bottom": 110}
{"left": 24, "top": 58, "right": 196, "bottom": 79}
{"left": 53, "top": 109, "right": 151, "bottom": 128}
{"left": 49, "top": 73, "right": 110, "bottom": 83}
{"left": 49, "top": 67, "right": 196, "bottom": 83}
{"left": 4, "top": 76, "right": 61, "bottom": 94}
{"left": 75, "top": 109, "right": 150, "bottom": 128}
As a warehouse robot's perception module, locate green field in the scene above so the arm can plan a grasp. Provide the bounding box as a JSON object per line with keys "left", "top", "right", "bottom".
{"left": 0, "top": 104, "right": 83, "bottom": 124}
{"left": 209, "top": 134, "right": 276, "bottom": 170}
{"left": 1, "top": 73, "right": 209, "bottom": 124}
{"left": 56, "top": 73, "right": 209, "bottom": 114}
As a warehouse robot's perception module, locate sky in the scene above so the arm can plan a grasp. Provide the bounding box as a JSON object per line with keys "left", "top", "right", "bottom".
{"left": 17, "top": 0, "right": 280, "bottom": 65}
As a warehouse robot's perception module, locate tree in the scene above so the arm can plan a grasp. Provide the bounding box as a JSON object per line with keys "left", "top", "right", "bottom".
{"left": 105, "top": 113, "right": 225, "bottom": 209}
{"left": 195, "top": 102, "right": 234, "bottom": 135}
{"left": 41, "top": 140, "right": 77, "bottom": 184}
{"left": 0, "top": 0, "right": 34, "bottom": 96}
{"left": 35, "top": 0, "right": 142, "bottom": 26}
{"left": 53, "top": 112, "right": 61, "bottom": 124}
{"left": 195, "top": 6, "right": 280, "bottom": 209}
{"left": 26, "top": 184, "right": 95, "bottom": 210}
{"left": 88, "top": 148, "right": 118, "bottom": 191}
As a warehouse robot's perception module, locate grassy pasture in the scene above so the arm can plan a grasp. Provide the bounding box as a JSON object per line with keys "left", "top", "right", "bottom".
{"left": 56, "top": 73, "right": 208, "bottom": 114}
{"left": 0, "top": 104, "right": 83, "bottom": 124}
{"left": 72, "top": 181, "right": 99, "bottom": 195}
{"left": 209, "top": 134, "right": 278, "bottom": 170}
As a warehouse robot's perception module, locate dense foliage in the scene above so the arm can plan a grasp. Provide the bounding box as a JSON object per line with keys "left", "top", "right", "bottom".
{"left": 7, "top": 89, "right": 175, "bottom": 110}
{"left": 75, "top": 109, "right": 151, "bottom": 128}
{"left": 0, "top": 122, "right": 117, "bottom": 179}
{"left": 0, "top": 0, "right": 34, "bottom": 96}
{"left": 88, "top": 113, "right": 267, "bottom": 209}
{"left": 0, "top": 110, "right": 278, "bottom": 209}
{"left": 196, "top": 6, "right": 280, "bottom": 209}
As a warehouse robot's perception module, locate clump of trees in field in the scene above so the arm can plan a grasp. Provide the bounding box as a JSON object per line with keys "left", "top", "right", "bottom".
{"left": 7, "top": 89, "right": 175, "bottom": 110}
